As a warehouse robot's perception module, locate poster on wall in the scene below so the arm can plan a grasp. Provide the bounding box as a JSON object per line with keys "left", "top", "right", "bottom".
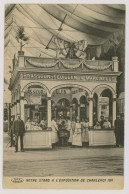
{"left": 30, "top": 96, "right": 41, "bottom": 105}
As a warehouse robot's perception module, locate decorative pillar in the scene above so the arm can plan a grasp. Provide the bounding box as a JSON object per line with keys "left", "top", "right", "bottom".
{"left": 97, "top": 97, "right": 101, "bottom": 121}
{"left": 47, "top": 96, "right": 51, "bottom": 129}
{"left": 112, "top": 95, "right": 117, "bottom": 127}
{"left": 112, "top": 56, "right": 119, "bottom": 72}
{"left": 89, "top": 96, "right": 93, "bottom": 127}
{"left": 20, "top": 92, "right": 25, "bottom": 121}
{"left": 18, "top": 51, "right": 25, "bottom": 67}
{"left": 78, "top": 104, "right": 80, "bottom": 118}
{"left": 14, "top": 102, "right": 17, "bottom": 118}
{"left": 10, "top": 104, "right": 13, "bottom": 116}
{"left": 16, "top": 100, "right": 20, "bottom": 114}
{"left": 12, "top": 104, "right": 15, "bottom": 116}
{"left": 70, "top": 104, "right": 73, "bottom": 121}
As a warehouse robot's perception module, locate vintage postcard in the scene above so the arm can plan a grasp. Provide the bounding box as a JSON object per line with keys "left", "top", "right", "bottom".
{"left": 3, "top": 3, "right": 125, "bottom": 190}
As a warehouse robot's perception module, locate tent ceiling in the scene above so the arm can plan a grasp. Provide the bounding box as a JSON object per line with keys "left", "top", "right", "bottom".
{"left": 4, "top": 4, "right": 125, "bottom": 80}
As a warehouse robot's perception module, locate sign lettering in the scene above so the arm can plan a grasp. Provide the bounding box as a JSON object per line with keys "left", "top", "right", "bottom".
{"left": 20, "top": 73, "right": 116, "bottom": 82}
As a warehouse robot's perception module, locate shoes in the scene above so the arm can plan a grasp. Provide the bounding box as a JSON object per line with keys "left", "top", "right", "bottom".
{"left": 21, "top": 150, "right": 24, "bottom": 152}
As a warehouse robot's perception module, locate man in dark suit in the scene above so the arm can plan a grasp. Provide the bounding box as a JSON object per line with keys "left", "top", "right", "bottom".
{"left": 114, "top": 115, "right": 121, "bottom": 147}
{"left": 13, "top": 114, "right": 25, "bottom": 152}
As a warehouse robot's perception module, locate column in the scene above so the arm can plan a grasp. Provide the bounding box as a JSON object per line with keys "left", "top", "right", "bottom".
{"left": 12, "top": 104, "right": 14, "bottom": 116}
{"left": 20, "top": 92, "right": 25, "bottom": 121}
{"left": 89, "top": 96, "right": 93, "bottom": 127}
{"left": 97, "top": 96, "right": 101, "bottom": 121}
{"left": 112, "top": 56, "right": 119, "bottom": 72}
{"left": 10, "top": 105, "right": 13, "bottom": 116}
{"left": 47, "top": 96, "right": 51, "bottom": 129}
{"left": 70, "top": 104, "right": 73, "bottom": 121}
{"left": 112, "top": 95, "right": 116, "bottom": 127}
{"left": 16, "top": 100, "right": 20, "bottom": 114}
{"left": 78, "top": 104, "right": 80, "bottom": 118}
{"left": 14, "top": 102, "right": 17, "bottom": 118}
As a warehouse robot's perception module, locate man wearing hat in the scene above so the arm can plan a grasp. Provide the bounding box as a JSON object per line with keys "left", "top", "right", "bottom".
{"left": 13, "top": 113, "right": 25, "bottom": 152}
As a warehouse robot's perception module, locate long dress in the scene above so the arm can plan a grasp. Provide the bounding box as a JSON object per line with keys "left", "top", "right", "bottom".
{"left": 81, "top": 121, "right": 89, "bottom": 142}
{"left": 72, "top": 122, "right": 82, "bottom": 146}
{"left": 66, "top": 120, "right": 73, "bottom": 143}
{"left": 51, "top": 120, "right": 58, "bottom": 144}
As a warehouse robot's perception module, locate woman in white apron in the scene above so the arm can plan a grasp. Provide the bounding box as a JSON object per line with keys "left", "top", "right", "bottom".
{"left": 81, "top": 118, "right": 87, "bottom": 144}
{"left": 66, "top": 117, "right": 72, "bottom": 144}
{"left": 51, "top": 118, "right": 58, "bottom": 144}
{"left": 85, "top": 119, "right": 89, "bottom": 145}
{"left": 72, "top": 117, "right": 82, "bottom": 147}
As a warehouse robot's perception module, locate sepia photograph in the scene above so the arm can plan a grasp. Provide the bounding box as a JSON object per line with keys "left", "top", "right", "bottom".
{"left": 3, "top": 3, "right": 125, "bottom": 189}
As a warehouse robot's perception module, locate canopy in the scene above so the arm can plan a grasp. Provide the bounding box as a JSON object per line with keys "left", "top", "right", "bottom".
{"left": 4, "top": 4, "right": 125, "bottom": 102}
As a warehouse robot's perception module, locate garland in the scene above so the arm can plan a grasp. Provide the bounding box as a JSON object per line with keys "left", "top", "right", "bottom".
{"left": 84, "top": 61, "right": 112, "bottom": 70}
{"left": 61, "top": 60, "right": 82, "bottom": 69}
{"left": 26, "top": 58, "right": 112, "bottom": 71}
{"left": 26, "top": 58, "right": 58, "bottom": 68}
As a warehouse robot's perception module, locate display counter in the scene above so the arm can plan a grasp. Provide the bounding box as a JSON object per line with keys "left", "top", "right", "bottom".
{"left": 89, "top": 128, "right": 116, "bottom": 146}
{"left": 24, "top": 130, "right": 52, "bottom": 149}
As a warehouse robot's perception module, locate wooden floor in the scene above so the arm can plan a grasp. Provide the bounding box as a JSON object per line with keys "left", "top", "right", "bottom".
{"left": 3, "top": 133, "right": 124, "bottom": 177}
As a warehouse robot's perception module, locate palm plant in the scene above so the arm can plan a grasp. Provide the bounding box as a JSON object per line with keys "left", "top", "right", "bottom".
{"left": 16, "top": 26, "right": 29, "bottom": 51}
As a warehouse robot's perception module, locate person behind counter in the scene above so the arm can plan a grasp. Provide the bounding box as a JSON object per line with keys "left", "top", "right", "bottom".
{"left": 40, "top": 118, "right": 47, "bottom": 130}
{"left": 103, "top": 118, "right": 111, "bottom": 129}
{"left": 25, "top": 117, "right": 32, "bottom": 131}
{"left": 94, "top": 121, "right": 101, "bottom": 129}
{"left": 51, "top": 117, "right": 58, "bottom": 146}
{"left": 13, "top": 114, "right": 25, "bottom": 152}
{"left": 81, "top": 118, "right": 89, "bottom": 146}
{"left": 72, "top": 116, "right": 82, "bottom": 147}
{"left": 100, "top": 116, "right": 105, "bottom": 128}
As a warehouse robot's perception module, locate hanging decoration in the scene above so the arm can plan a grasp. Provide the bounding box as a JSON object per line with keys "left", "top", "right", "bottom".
{"left": 26, "top": 58, "right": 58, "bottom": 68}
{"left": 84, "top": 61, "right": 112, "bottom": 70}
{"left": 54, "top": 36, "right": 88, "bottom": 59}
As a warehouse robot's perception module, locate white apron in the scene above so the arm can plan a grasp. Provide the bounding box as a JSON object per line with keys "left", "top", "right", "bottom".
{"left": 51, "top": 120, "right": 58, "bottom": 144}
{"left": 72, "top": 122, "right": 82, "bottom": 146}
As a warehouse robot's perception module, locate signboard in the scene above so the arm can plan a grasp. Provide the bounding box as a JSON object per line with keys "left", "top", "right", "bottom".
{"left": 28, "top": 88, "right": 46, "bottom": 96}
{"left": 98, "top": 97, "right": 109, "bottom": 105}
{"left": 30, "top": 96, "right": 41, "bottom": 105}
{"left": 21, "top": 73, "right": 117, "bottom": 82}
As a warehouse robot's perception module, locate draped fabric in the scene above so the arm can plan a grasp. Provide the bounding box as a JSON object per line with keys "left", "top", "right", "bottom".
{"left": 4, "top": 4, "right": 125, "bottom": 91}
{"left": 54, "top": 37, "right": 88, "bottom": 59}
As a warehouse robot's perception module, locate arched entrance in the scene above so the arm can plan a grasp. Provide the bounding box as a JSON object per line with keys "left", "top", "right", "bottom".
{"left": 51, "top": 86, "right": 90, "bottom": 121}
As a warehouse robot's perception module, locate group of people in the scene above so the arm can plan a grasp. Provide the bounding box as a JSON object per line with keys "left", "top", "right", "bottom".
{"left": 8, "top": 113, "right": 124, "bottom": 152}
{"left": 25, "top": 117, "right": 47, "bottom": 131}
{"left": 51, "top": 116, "right": 89, "bottom": 147}
{"left": 93, "top": 116, "right": 111, "bottom": 129}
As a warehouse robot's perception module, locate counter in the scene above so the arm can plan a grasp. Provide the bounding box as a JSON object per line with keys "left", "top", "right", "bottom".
{"left": 89, "top": 128, "right": 116, "bottom": 146}
{"left": 24, "top": 130, "right": 52, "bottom": 149}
